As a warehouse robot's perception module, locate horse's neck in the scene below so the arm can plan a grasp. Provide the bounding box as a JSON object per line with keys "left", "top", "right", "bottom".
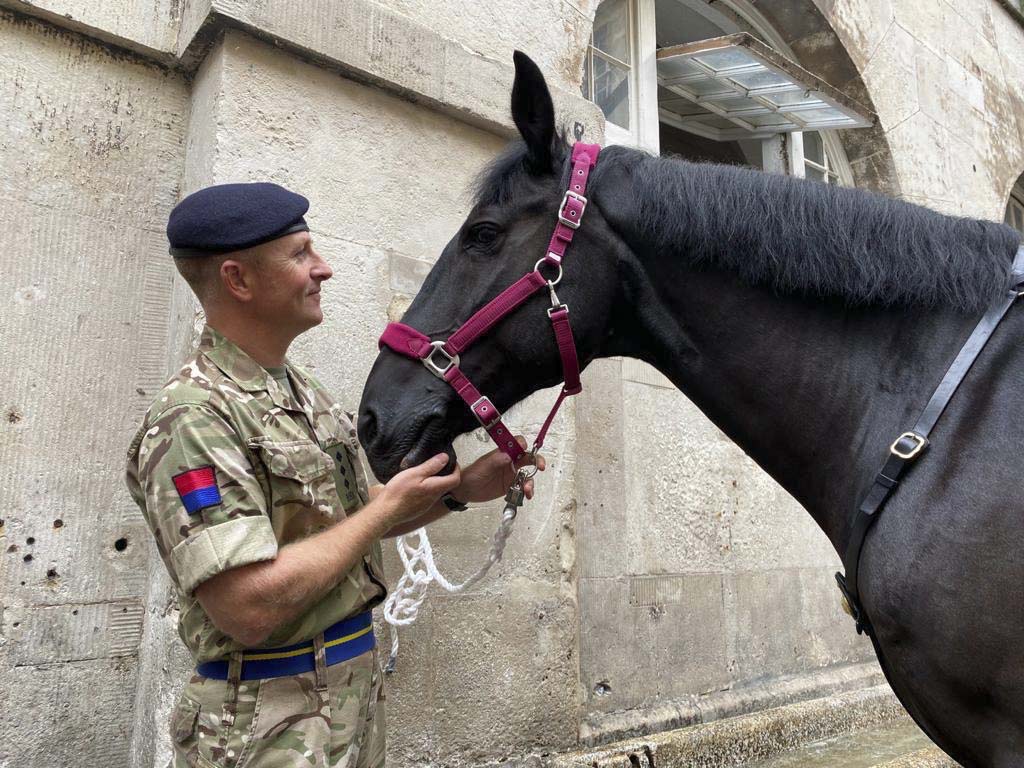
{"left": 610, "top": 250, "right": 973, "bottom": 554}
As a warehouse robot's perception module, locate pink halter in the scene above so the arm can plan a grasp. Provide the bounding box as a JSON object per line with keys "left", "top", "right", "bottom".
{"left": 379, "top": 142, "right": 601, "bottom": 463}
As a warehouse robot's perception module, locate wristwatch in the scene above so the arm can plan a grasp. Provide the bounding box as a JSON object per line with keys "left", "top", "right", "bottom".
{"left": 442, "top": 493, "right": 468, "bottom": 511}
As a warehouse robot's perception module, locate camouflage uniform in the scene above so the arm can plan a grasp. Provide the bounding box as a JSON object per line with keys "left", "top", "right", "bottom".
{"left": 126, "top": 325, "right": 388, "bottom": 768}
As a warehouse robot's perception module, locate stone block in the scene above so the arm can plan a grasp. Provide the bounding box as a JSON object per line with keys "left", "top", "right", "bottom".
{"left": 885, "top": 111, "right": 954, "bottom": 202}
{"left": 826, "top": 0, "right": 894, "bottom": 72}
{"left": 576, "top": 358, "right": 627, "bottom": 581}
{"left": 386, "top": 587, "right": 580, "bottom": 766}
{"left": 731, "top": 568, "right": 872, "bottom": 683}
{"left": 0, "top": 0, "right": 178, "bottom": 55}
{"left": 861, "top": 22, "right": 918, "bottom": 133}
{"left": 0, "top": 656, "right": 138, "bottom": 767}
{"left": 579, "top": 574, "right": 732, "bottom": 716}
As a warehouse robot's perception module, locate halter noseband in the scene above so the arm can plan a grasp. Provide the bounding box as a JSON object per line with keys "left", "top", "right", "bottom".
{"left": 378, "top": 142, "right": 601, "bottom": 463}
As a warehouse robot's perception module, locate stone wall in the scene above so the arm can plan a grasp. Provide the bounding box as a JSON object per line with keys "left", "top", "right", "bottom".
{"left": 0, "top": 10, "right": 187, "bottom": 766}
{"left": 0, "top": 1, "right": 1021, "bottom": 766}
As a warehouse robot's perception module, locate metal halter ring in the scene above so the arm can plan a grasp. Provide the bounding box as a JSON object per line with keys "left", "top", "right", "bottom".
{"left": 423, "top": 340, "right": 460, "bottom": 378}
{"left": 518, "top": 450, "right": 541, "bottom": 481}
{"left": 534, "top": 257, "right": 563, "bottom": 286}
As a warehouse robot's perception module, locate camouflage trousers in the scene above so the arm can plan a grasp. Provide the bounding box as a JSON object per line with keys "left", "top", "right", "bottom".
{"left": 168, "top": 645, "right": 385, "bottom": 768}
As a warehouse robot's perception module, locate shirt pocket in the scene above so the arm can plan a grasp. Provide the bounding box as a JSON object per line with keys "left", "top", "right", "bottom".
{"left": 249, "top": 439, "right": 340, "bottom": 536}
{"left": 170, "top": 696, "right": 200, "bottom": 745}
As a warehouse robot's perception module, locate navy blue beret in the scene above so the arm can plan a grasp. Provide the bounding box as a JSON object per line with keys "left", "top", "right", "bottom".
{"left": 167, "top": 182, "right": 310, "bottom": 257}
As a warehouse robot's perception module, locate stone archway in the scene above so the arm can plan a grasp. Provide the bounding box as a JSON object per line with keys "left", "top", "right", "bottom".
{"left": 1005, "top": 169, "right": 1024, "bottom": 235}
{"left": 707, "top": 0, "right": 902, "bottom": 194}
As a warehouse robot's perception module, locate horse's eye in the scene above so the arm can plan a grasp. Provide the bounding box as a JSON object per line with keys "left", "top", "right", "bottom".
{"left": 467, "top": 223, "right": 500, "bottom": 248}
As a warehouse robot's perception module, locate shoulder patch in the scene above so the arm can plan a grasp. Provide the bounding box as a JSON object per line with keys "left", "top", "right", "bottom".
{"left": 172, "top": 466, "right": 222, "bottom": 515}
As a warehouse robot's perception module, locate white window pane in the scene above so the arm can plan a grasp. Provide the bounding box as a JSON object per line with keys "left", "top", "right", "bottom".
{"left": 746, "top": 113, "right": 798, "bottom": 129}
{"left": 789, "top": 107, "right": 853, "bottom": 124}
{"left": 804, "top": 131, "right": 824, "bottom": 165}
{"left": 714, "top": 96, "right": 769, "bottom": 114}
{"left": 762, "top": 90, "right": 823, "bottom": 109}
{"left": 692, "top": 48, "right": 756, "bottom": 72}
{"left": 657, "top": 56, "right": 700, "bottom": 81}
{"left": 688, "top": 77, "right": 735, "bottom": 99}
{"left": 806, "top": 165, "right": 826, "bottom": 183}
{"left": 593, "top": 0, "right": 630, "bottom": 63}
{"left": 728, "top": 68, "right": 790, "bottom": 91}
{"left": 594, "top": 56, "right": 631, "bottom": 129}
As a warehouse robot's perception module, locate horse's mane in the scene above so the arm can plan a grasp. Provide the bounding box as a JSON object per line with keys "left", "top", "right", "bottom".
{"left": 475, "top": 141, "right": 1021, "bottom": 314}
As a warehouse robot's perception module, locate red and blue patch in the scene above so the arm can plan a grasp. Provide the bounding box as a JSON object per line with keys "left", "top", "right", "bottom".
{"left": 172, "top": 466, "right": 222, "bottom": 515}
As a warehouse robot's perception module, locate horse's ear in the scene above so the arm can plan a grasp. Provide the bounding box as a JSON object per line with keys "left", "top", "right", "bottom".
{"left": 511, "top": 51, "right": 556, "bottom": 173}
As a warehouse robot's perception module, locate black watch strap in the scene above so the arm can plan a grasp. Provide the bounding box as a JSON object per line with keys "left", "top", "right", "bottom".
{"left": 442, "top": 493, "right": 468, "bottom": 512}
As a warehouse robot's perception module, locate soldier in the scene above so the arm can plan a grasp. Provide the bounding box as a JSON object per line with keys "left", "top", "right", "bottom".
{"left": 126, "top": 182, "right": 543, "bottom": 767}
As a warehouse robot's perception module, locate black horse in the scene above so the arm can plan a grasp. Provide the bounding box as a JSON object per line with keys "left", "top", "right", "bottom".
{"left": 359, "top": 53, "right": 1024, "bottom": 766}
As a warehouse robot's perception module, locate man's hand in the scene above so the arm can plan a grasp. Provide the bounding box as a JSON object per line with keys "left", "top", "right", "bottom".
{"left": 377, "top": 453, "right": 462, "bottom": 525}
{"left": 451, "top": 436, "right": 546, "bottom": 504}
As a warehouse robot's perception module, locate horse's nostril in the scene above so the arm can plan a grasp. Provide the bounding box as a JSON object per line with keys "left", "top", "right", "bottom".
{"left": 358, "top": 408, "right": 378, "bottom": 444}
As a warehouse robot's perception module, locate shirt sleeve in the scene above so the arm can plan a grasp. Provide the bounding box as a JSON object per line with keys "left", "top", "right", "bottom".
{"left": 135, "top": 402, "right": 278, "bottom": 594}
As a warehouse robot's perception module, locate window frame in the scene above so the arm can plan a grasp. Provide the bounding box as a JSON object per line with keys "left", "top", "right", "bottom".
{"left": 1005, "top": 184, "right": 1024, "bottom": 235}
{"left": 803, "top": 130, "right": 842, "bottom": 185}
{"left": 582, "top": 0, "right": 659, "bottom": 152}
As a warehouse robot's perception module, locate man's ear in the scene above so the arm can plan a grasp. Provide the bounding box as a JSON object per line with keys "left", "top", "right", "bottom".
{"left": 511, "top": 51, "right": 556, "bottom": 173}
{"left": 220, "top": 258, "right": 255, "bottom": 302}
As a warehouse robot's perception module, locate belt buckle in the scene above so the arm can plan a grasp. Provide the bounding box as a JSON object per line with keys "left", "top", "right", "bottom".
{"left": 890, "top": 431, "right": 928, "bottom": 460}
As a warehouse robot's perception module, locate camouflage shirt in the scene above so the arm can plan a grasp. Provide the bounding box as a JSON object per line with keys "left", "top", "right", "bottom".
{"left": 126, "top": 325, "right": 386, "bottom": 664}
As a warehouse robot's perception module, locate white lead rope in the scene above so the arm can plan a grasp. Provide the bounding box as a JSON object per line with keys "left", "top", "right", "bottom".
{"left": 381, "top": 506, "right": 518, "bottom": 672}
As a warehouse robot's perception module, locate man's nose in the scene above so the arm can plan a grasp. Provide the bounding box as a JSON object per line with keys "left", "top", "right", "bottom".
{"left": 311, "top": 250, "right": 333, "bottom": 281}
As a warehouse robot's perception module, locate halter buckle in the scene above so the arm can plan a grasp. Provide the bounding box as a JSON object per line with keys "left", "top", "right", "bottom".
{"left": 423, "top": 341, "right": 459, "bottom": 379}
{"left": 471, "top": 396, "right": 502, "bottom": 429}
{"left": 890, "top": 431, "right": 928, "bottom": 460}
{"left": 558, "top": 190, "right": 587, "bottom": 230}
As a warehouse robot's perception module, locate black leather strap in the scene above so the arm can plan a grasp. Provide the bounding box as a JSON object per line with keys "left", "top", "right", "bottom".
{"left": 441, "top": 492, "right": 468, "bottom": 512}
{"left": 837, "top": 245, "right": 1024, "bottom": 635}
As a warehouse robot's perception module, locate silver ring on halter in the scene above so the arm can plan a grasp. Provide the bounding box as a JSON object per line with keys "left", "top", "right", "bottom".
{"left": 534, "top": 257, "right": 563, "bottom": 286}
{"left": 423, "top": 340, "right": 460, "bottom": 379}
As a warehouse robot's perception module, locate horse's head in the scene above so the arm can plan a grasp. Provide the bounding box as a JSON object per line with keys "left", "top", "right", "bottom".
{"left": 358, "top": 52, "right": 626, "bottom": 481}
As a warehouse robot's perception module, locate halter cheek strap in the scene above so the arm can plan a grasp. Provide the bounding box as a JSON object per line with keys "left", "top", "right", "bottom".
{"left": 379, "top": 142, "right": 601, "bottom": 462}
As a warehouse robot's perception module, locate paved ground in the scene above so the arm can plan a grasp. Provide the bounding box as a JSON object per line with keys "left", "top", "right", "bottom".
{"left": 547, "top": 685, "right": 961, "bottom": 768}
{"left": 745, "top": 721, "right": 945, "bottom": 767}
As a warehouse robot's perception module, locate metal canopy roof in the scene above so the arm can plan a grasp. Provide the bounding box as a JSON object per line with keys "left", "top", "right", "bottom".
{"left": 657, "top": 33, "right": 875, "bottom": 142}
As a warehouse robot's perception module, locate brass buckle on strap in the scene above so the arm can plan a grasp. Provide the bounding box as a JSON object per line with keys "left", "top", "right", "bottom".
{"left": 890, "top": 431, "right": 928, "bottom": 460}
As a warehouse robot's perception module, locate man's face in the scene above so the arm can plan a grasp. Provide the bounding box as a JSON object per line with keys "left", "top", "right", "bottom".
{"left": 248, "top": 231, "right": 333, "bottom": 333}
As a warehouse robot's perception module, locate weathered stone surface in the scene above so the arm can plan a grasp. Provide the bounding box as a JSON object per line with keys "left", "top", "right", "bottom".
{"left": 0, "top": 0, "right": 179, "bottom": 54}
{"left": 0, "top": 12, "right": 186, "bottom": 767}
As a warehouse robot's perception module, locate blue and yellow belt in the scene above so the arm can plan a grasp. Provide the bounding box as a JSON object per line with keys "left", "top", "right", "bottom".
{"left": 197, "top": 611, "right": 375, "bottom": 681}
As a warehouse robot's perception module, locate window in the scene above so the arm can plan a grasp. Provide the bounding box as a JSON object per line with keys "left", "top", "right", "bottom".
{"left": 803, "top": 131, "right": 841, "bottom": 185}
{"left": 1005, "top": 188, "right": 1024, "bottom": 235}
{"left": 582, "top": 0, "right": 634, "bottom": 131}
